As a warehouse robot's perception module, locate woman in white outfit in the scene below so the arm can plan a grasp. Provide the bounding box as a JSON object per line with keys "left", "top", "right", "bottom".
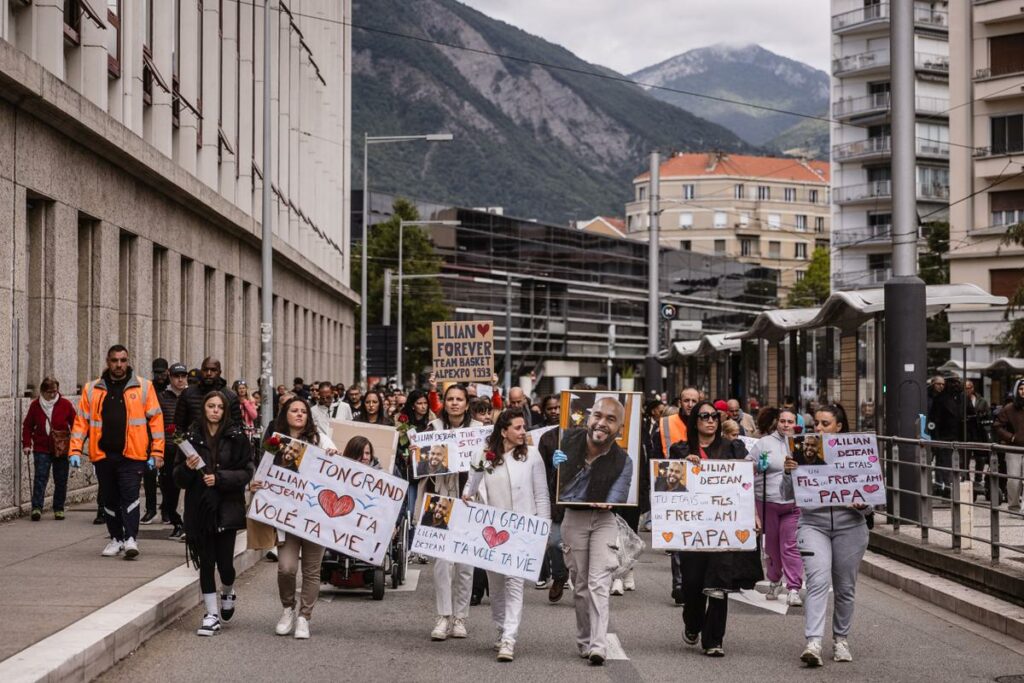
{"left": 463, "top": 409, "right": 551, "bottom": 662}
{"left": 417, "top": 384, "right": 481, "bottom": 642}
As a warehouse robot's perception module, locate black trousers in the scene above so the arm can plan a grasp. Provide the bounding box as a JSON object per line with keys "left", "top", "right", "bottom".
{"left": 159, "top": 456, "right": 183, "bottom": 525}
{"left": 671, "top": 552, "right": 684, "bottom": 594}
{"left": 198, "top": 530, "right": 238, "bottom": 594}
{"left": 143, "top": 465, "right": 158, "bottom": 513}
{"left": 95, "top": 454, "right": 145, "bottom": 541}
{"left": 681, "top": 554, "right": 728, "bottom": 649}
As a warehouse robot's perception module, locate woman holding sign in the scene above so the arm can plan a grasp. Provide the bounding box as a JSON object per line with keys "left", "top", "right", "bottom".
{"left": 173, "top": 391, "right": 254, "bottom": 637}
{"left": 462, "top": 410, "right": 551, "bottom": 662}
{"left": 422, "top": 384, "right": 481, "bottom": 642}
{"left": 782, "top": 403, "right": 868, "bottom": 667}
{"left": 669, "top": 400, "right": 762, "bottom": 658}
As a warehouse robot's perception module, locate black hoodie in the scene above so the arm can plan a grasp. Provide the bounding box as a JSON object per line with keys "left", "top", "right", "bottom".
{"left": 174, "top": 376, "right": 242, "bottom": 433}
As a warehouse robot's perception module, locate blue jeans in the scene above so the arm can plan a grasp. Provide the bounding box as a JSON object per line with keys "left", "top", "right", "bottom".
{"left": 32, "top": 452, "right": 70, "bottom": 511}
{"left": 547, "top": 520, "right": 568, "bottom": 582}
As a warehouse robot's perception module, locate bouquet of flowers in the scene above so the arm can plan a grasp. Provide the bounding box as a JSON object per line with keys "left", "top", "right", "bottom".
{"left": 470, "top": 449, "right": 499, "bottom": 474}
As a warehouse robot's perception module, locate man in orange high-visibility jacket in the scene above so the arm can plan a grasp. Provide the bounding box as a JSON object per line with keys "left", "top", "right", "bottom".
{"left": 70, "top": 345, "right": 164, "bottom": 560}
{"left": 651, "top": 386, "right": 700, "bottom": 605}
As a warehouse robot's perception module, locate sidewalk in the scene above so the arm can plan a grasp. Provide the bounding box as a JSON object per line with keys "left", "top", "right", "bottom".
{"left": 0, "top": 500, "right": 261, "bottom": 681}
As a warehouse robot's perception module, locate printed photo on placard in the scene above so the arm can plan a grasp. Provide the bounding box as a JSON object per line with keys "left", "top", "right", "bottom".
{"left": 420, "top": 494, "right": 454, "bottom": 530}
{"left": 652, "top": 459, "right": 688, "bottom": 493}
{"left": 788, "top": 433, "right": 825, "bottom": 465}
{"left": 555, "top": 390, "right": 641, "bottom": 506}
{"left": 415, "top": 444, "right": 451, "bottom": 478}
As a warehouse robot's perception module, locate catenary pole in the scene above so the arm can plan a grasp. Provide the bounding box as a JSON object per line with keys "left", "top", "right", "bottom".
{"left": 644, "top": 151, "right": 663, "bottom": 395}
{"left": 259, "top": 0, "right": 274, "bottom": 432}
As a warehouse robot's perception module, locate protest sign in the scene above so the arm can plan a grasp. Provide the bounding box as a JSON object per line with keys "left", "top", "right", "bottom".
{"left": 790, "top": 433, "right": 886, "bottom": 507}
{"left": 737, "top": 435, "right": 759, "bottom": 454}
{"left": 555, "top": 390, "right": 642, "bottom": 506}
{"left": 650, "top": 459, "right": 757, "bottom": 551}
{"left": 473, "top": 383, "right": 494, "bottom": 399}
{"left": 432, "top": 320, "right": 494, "bottom": 382}
{"left": 247, "top": 435, "right": 408, "bottom": 565}
{"left": 330, "top": 419, "right": 398, "bottom": 472}
{"left": 408, "top": 425, "right": 493, "bottom": 478}
{"left": 526, "top": 424, "right": 557, "bottom": 448}
{"left": 411, "top": 494, "right": 550, "bottom": 582}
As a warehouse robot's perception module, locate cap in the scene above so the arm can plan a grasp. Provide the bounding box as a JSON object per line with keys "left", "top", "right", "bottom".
{"left": 169, "top": 362, "right": 188, "bottom": 375}
{"left": 713, "top": 399, "right": 729, "bottom": 411}
{"left": 152, "top": 358, "right": 169, "bottom": 373}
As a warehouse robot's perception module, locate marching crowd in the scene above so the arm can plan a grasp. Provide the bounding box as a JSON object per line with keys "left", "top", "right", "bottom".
{"left": 19, "top": 343, "right": 1024, "bottom": 667}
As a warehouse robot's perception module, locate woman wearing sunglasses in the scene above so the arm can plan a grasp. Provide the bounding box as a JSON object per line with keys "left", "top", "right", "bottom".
{"left": 782, "top": 403, "right": 867, "bottom": 667}
{"left": 669, "top": 401, "right": 762, "bottom": 657}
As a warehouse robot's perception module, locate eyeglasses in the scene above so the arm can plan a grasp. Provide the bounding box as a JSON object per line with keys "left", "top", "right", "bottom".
{"left": 697, "top": 412, "right": 720, "bottom": 421}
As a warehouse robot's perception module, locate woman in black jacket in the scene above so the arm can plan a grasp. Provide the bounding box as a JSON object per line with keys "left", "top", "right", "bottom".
{"left": 669, "top": 400, "right": 762, "bottom": 658}
{"left": 174, "top": 390, "right": 254, "bottom": 637}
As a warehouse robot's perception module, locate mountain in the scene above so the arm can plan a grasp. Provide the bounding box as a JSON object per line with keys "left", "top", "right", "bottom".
{"left": 351, "top": 0, "right": 750, "bottom": 223}
{"left": 630, "top": 44, "right": 830, "bottom": 153}
{"left": 767, "top": 117, "right": 830, "bottom": 161}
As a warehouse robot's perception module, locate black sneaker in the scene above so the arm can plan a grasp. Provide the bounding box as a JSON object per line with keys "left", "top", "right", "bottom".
{"left": 161, "top": 515, "right": 171, "bottom": 525}
{"left": 93, "top": 513, "right": 105, "bottom": 525}
{"left": 221, "top": 592, "right": 236, "bottom": 621}
{"left": 588, "top": 652, "right": 605, "bottom": 666}
{"left": 140, "top": 510, "right": 157, "bottom": 525}
{"left": 683, "top": 631, "right": 699, "bottom": 645}
{"left": 196, "top": 613, "right": 221, "bottom": 637}
{"left": 30, "top": 509, "right": 41, "bottom": 521}
{"left": 169, "top": 525, "right": 184, "bottom": 540}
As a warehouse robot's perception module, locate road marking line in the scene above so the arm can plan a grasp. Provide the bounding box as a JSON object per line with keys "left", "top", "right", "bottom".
{"left": 728, "top": 589, "right": 790, "bottom": 615}
{"left": 392, "top": 569, "right": 420, "bottom": 592}
{"left": 606, "top": 633, "right": 629, "bottom": 660}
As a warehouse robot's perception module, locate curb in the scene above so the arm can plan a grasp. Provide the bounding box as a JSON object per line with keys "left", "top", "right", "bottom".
{"left": 860, "top": 549, "right": 1024, "bottom": 642}
{"left": 0, "top": 539, "right": 263, "bottom": 683}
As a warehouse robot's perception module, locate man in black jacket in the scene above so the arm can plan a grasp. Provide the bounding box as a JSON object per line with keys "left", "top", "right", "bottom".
{"left": 174, "top": 357, "right": 242, "bottom": 433}
{"left": 159, "top": 363, "right": 189, "bottom": 538}
{"left": 928, "top": 375, "right": 971, "bottom": 498}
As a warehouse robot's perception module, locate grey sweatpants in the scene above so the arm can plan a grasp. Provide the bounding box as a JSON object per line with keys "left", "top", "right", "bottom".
{"left": 797, "top": 522, "right": 869, "bottom": 640}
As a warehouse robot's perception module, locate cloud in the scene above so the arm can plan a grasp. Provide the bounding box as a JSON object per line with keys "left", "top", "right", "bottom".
{"left": 457, "top": 0, "right": 832, "bottom": 74}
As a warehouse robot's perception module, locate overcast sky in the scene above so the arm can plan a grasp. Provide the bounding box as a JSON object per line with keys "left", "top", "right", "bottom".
{"left": 458, "top": 0, "right": 832, "bottom": 74}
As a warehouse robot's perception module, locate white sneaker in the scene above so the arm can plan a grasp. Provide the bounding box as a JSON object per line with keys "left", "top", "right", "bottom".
{"left": 787, "top": 589, "right": 803, "bottom": 607}
{"left": 534, "top": 579, "right": 551, "bottom": 589}
{"left": 196, "top": 613, "right": 221, "bottom": 637}
{"left": 623, "top": 569, "right": 636, "bottom": 591}
{"left": 567, "top": 576, "right": 574, "bottom": 591}
{"left": 611, "top": 578, "right": 625, "bottom": 596}
{"left": 833, "top": 637, "right": 853, "bottom": 662}
{"left": 765, "top": 582, "right": 782, "bottom": 600}
{"left": 450, "top": 617, "right": 468, "bottom": 638}
{"left": 431, "top": 615, "right": 451, "bottom": 641}
{"left": 275, "top": 607, "right": 296, "bottom": 635}
{"left": 497, "top": 639, "right": 514, "bottom": 662}
{"left": 801, "top": 639, "right": 823, "bottom": 667}
{"left": 101, "top": 539, "right": 124, "bottom": 557}
{"left": 293, "top": 616, "right": 310, "bottom": 639}
{"left": 123, "top": 537, "right": 139, "bottom": 560}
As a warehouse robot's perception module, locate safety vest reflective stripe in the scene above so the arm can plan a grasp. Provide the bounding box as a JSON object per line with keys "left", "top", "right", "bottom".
{"left": 140, "top": 381, "right": 149, "bottom": 406}
{"left": 145, "top": 407, "right": 161, "bottom": 418}
{"left": 71, "top": 431, "right": 87, "bottom": 440}
{"left": 89, "top": 419, "right": 102, "bottom": 428}
{"left": 151, "top": 431, "right": 164, "bottom": 440}
{"left": 128, "top": 418, "right": 147, "bottom": 426}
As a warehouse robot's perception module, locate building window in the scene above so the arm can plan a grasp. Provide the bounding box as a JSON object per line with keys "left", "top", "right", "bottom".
{"left": 989, "top": 33, "right": 1024, "bottom": 78}
{"left": 795, "top": 271, "right": 806, "bottom": 282}
{"left": 714, "top": 212, "right": 728, "bottom": 228}
{"left": 991, "top": 268, "right": 1023, "bottom": 298}
{"left": 757, "top": 185, "right": 771, "bottom": 201}
{"left": 683, "top": 184, "right": 695, "bottom": 200}
{"left": 739, "top": 212, "right": 750, "bottom": 226}
{"left": 990, "top": 189, "right": 1024, "bottom": 227}
{"left": 734, "top": 184, "right": 745, "bottom": 200}
{"left": 740, "top": 238, "right": 755, "bottom": 257}
{"left": 64, "top": 0, "right": 83, "bottom": 45}
{"left": 767, "top": 213, "right": 782, "bottom": 229}
{"left": 107, "top": 0, "right": 121, "bottom": 77}
{"left": 678, "top": 212, "right": 694, "bottom": 228}
{"left": 638, "top": 186, "right": 646, "bottom": 202}
{"left": 680, "top": 240, "right": 691, "bottom": 251}
{"left": 809, "top": 189, "right": 819, "bottom": 204}
{"left": 795, "top": 215, "right": 807, "bottom": 231}
{"left": 795, "top": 242, "right": 808, "bottom": 260}
{"left": 714, "top": 239, "right": 726, "bottom": 254}
{"left": 815, "top": 216, "right": 825, "bottom": 233}
{"left": 768, "top": 241, "right": 781, "bottom": 259}
{"left": 627, "top": 215, "right": 634, "bottom": 231}
{"left": 991, "top": 114, "right": 1024, "bottom": 155}
{"left": 784, "top": 187, "right": 797, "bottom": 202}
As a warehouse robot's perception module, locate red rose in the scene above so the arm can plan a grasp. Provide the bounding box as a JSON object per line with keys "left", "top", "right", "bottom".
{"left": 398, "top": 414, "right": 409, "bottom": 423}
{"left": 166, "top": 425, "right": 176, "bottom": 436}
{"left": 485, "top": 450, "right": 496, "bottom": 462}
{"left": 267, "top": 435, "right": 281, "bottom": 447}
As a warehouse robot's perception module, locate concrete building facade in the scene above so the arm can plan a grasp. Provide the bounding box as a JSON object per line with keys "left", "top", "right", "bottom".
{"left": 0, "top": 1, "right": 356, "bottom": 515}
{"left": 625, "top": 152, "right": 831, "bottom": 298}
{"left": 829, "top": 0, "right": 950, "bottom": 290}
{"left": 947, "top": 0, "right": 1024, "bottom": 362}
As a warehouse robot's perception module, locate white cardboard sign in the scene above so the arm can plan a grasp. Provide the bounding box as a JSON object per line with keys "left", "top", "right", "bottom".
{"left": 408, "top": 425, "right": 494, "bottom": 478}
{"left": 791, "top": 433, "right": 886, "bottom": 507}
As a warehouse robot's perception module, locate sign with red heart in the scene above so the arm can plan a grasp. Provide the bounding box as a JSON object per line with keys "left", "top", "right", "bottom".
{"left": 431, "top": 319, "right": 495, "bottom": 383}
{"left": 481, "top": 525, "right": 510, "bottom": 548}
{"left": 318, "top": 490, "right": 355, "bottom": 518}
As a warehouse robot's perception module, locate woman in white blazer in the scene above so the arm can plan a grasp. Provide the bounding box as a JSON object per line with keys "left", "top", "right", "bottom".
{"left": 463, "top": 409, "right": 552, "bottom": 663}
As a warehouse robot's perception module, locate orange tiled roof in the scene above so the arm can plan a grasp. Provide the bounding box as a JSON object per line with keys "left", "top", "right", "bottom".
{"left": 635, "top": 153, "right": 830, "bottom": 184}
{"left": 600, "top": 216, "right": 626, "bottom": 230}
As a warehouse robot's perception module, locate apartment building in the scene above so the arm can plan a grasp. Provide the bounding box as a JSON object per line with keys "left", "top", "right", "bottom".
{"left": 830, "top": 0, "right": 950, "bottom": 290}
{"left": 947, "top": 0, "right": 1024, "bottom": 362}
{"left": 0, "top": 0, "right": 356, "bottom": 421}
{"left": 625, "top": 152, "right": 831, "bottom": 297}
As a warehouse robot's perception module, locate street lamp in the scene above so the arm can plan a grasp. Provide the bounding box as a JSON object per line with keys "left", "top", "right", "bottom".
{"left": 396, "top": 220, "right": 460, "bottom": 388}
{"left": 361, "top": 133, "right": 453, "bottom": 387}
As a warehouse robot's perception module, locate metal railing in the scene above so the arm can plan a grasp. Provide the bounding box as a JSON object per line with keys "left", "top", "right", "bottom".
{"left": 833, "top": 48, "right": 890, "bottom": 76}
{"left": 832, "top": 224, "right": 892, "bottom": 247}
{"left": 834, "top": 179, "right": 892, "bottom": 204}
{"left": 831, "top": 2, "right": 948, "bottom": 32}
{"left": 832, "top": 93, "right": 949, "bottom": 119}
{"left": 833, "top": 136, "right": 892, "bottom": 161}
{"left": 876, "top": 435, "right": 1024, "bottom": 565}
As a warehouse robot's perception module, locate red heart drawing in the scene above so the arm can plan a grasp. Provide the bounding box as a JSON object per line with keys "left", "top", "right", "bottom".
{"left": 318, "top": 490, "right": 355, "bottom": 518}
{"left": 482, "top": 526, "right": 510, "bottom": 548}
{"left": 477, "top": 323, "right": 491, "bottom": 336}
{"left": 742, "top": 482, "right": 752, "bottom": 490}
{"left": 867, "top": 455, "right": 879, "bottom": 463}
{"left": 864, "top": 484, "right": 880, "bottom": 493}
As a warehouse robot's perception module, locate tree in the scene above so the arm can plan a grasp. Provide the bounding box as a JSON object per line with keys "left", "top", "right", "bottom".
{"left": 351, "top": 197, "right": 449, "bottom": 383}
{"left": 786, "top": 247, "right": 830, "bottom": 308}
{"left": 997, "top": 221, "right": 1024, "bottom": 356}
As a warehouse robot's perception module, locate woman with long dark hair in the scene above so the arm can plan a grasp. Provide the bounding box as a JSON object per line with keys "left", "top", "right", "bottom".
{"left": 420, "top": 383, "right": 481, "bottom": 642}
{"left": 174, "top": 391, "right": 253, "bottom": 637}
{"left": 670, "top": 400, "right": 762, "bottom": 657}
{"left": 462, "top": 409, "right": 551, "bottom": 662}
{"left": 342, "top": 435, "right": 379, "bottom": 468}
{"left": 783, "top": 403, "right": 869, "bottom": 667}
{"left": 356, "top": 388, "right": 393, "bottom": 426}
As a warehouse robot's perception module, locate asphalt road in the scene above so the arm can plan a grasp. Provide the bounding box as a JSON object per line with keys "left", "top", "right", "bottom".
{"left": 100, "top": 543, "right": 1024, "bottom": 682}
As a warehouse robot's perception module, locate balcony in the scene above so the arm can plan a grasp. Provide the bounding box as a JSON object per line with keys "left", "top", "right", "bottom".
{"left": 833, "top": 48, "right": 890, "bottom": 77}
{"left": 832, "top": 224, "right": 893, "bottom": 247}
{"left": 832, "top": 2, "right": 948, "bottom": 35}
{"left": 834, "top": 268, "right": 893, "bottom": 290}
{"left": 834, "top": 180, "right": 892, "bottom": 205}
{"left": 833, "top": 136, "right": 891, "bottom": 163}
{"left": 832, "top": 93, "right": 949, "bottom": 121}
{"left": 918, "top": 182, "right": 950, "bottom": 202}
{"left": 973, "top": 67, "right": 1024, "bottom": 102}
{"left": 974, "top": 146, "right": 1024, "bottom": 177}
{"left": 915, "top": 52, "right": 949, "bottom": 75}
{"left": 916, "top": 138, "right": 949, "bottom": 159}
{"left": 974, "top": 0, "right": 1024, "bottom": 25}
